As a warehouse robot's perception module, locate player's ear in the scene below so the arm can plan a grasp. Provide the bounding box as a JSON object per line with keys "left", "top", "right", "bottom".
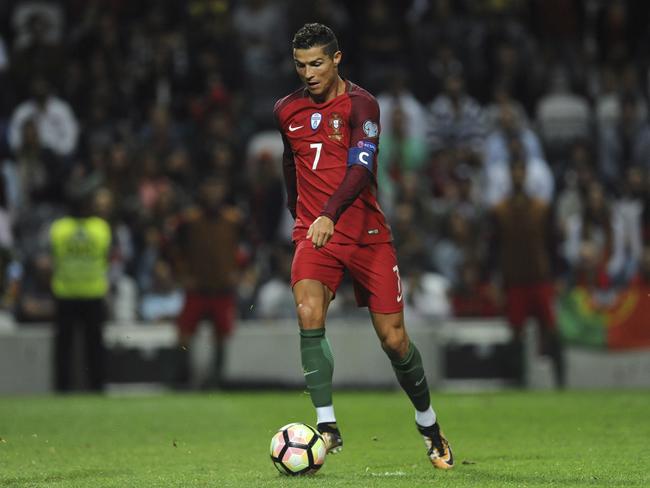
{"left": 333, "top": 50, "right": 342, "bottom": 67}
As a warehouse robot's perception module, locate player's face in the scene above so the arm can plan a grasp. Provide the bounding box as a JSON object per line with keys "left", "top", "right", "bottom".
{"left": 293, "top": 46, "right": 341, "bottom": 100}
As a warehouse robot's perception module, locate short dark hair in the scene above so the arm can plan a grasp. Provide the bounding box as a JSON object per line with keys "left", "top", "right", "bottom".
{"left": 292, "top": 23, "right": 339, "bottom": 57}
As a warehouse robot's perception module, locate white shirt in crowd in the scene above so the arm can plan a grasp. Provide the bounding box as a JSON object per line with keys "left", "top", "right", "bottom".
{"left": 8, "top": 96, "right": 79, "bottom": 157}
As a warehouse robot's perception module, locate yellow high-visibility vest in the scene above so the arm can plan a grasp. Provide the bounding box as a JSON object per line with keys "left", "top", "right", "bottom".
{"left": 50, "top": 217, "right": 111, "bottom": 299}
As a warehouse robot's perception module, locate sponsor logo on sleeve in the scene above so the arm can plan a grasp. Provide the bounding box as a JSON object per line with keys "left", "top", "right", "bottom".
{"left": 362, "top": 120, "right": 379, "bottom": 137}
{"left": 311, "top": 112, "right": 322, "bottom": 130}
{"left": 356, "top": 141, "right": 377, "bottom": 152}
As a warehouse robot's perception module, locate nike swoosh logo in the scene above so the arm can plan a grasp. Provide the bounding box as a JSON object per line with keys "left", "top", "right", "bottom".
{"left": 303, "top": 369, "right": 319, "bottom": 376}
{"left": 288, "top": 123, "right": 304, "bottom": 132}
{"left": 415, "top": 376, "right": 425, "bottom": 386}
{"left": 397, "top": 294, "right": 403, "bottom": 303}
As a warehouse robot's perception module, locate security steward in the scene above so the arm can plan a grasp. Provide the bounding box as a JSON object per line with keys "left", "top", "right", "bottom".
{"left": 50, "top": 191, "right": 111, "bottom": 392}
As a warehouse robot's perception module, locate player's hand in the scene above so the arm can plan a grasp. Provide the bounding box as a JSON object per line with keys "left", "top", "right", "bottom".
{"left": 307, "top": 216, "right": 334, "bottom": 249}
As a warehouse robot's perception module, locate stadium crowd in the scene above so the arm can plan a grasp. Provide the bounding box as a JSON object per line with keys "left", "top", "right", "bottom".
{"left": 1, "top": 0, "right": 649, "bottom": 328}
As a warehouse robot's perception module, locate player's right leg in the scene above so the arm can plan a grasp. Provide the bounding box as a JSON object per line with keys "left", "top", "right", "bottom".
{"left": 293, "top": 278, "right": 342, "bottom": 453}
{"left": 173, "top": 293, "right": 203, "bottom": 389}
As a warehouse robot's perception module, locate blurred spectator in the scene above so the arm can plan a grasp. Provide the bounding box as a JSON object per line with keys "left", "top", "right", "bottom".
{"left": 92, "top": 187, "right": 136, "bottom": 321}
{"left": 254, "top": 244, "right": 295, "bottom": 320}
{"left": 570, "top": 241, "right": 616, "bottom": 305}
{"left": 535, "top": 69, "right": 591, "bottom": 159}
{"left": 484, "top": 81, "right": 530, "bottom": 131}
{"left": 233, "top": 0, "right": 288, "bottom": 125}
{"left": 594, "top": 0, "right": 648, "bottom": 65}
{"left": 484, "top": 136, "right": 554, "bottom": 207}
{"left": 427, "top": 70, "right": 485, "bottom": 164}
{"left": 555, "top": 140, "right": 598, "bottom": 236}
{"left": 50, "top": 191, "right": 111, "bottom": 392}
{"left": 135, "top": 225, "right": 164, "bottom": 295}
{"left": 353, "top": 0, "right": 410, "bottom": 91}
{"left": 594, "top": 65, "right": 647, "bottom": 129}
{"left": 0, "top": 34, "right": 8, "bottom": 73}
{"left": 136, "top": 150, "right": 166, "bottom": 212}
{"left": 288, "top": 0, "right": 350, "bottom": 54}
{"left": 140, "top": 259, "right": 183, "bottom": 322}
{"left": 164, "top": 147, "right": 196, "bottom": 190}
{"left": 403, "top": 271, "right": 451, "bottom": 321}
{"left": 10, "top": 3, "right": 65, "bottom": 90}
{"left": 609, "top": 167, "right": 644, "bottom": 284}
{"left": 484, "top": 101, "right": 544, "bottom": 169}
{"left": 139, "top": 105, "right": 183, "bottom": 160}
{"left": 644, "top": 170, "right": 650, "bottom": 244}
{"left": 391, "top": 202, "right": 431, "bottom": 279}
{"left": 432, "top": 209, "right": 478, "bottom": 288}
{"left": 488, "top": 158, "right": 564, "bottom": 387}
{"left": 393, "top": 172, "right": 435, "bottom": 237}
{"left": 248, "top": 151, "right": 284, "bottom": 245}
{"left": 170, "top": 176, "right": 244, "bottom": 389}
{"left": 450, "top": 260, "right": 501, "bottom": 318}
{"left": 0, "top": 33, "right": 12, "bottom": 117}
{"left": 377, "top": 95, "right": 429, "bottom": 217}
{"left": 8, "top": 77, "right": 79, "bottom": 158}
{"left": 563, "top": 181, "right": 624, "bottom": 285}
{"left": 0, "top": 172, "right": 12, "bottom": 259}
{"left": 10, "top": 118, "right": 67, "bottom": 215}
{"left": 377, "top": 72, "right": 428, "bottom": 143}
{"left": 13, "top": 253, "right": 54, "bottom": 323}
{"left": 11, "top": 2, "right": 64, "bottom": 48}
{"left": 408, "top": 0, "right": 468, "bottom": 99}
{"left": 598, "top": 94, "right": 650, "bottom": 192}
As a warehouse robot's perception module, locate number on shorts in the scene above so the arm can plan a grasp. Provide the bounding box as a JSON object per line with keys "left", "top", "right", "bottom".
{"left": 393, "top": 265, "right": 403, "bottom": 303}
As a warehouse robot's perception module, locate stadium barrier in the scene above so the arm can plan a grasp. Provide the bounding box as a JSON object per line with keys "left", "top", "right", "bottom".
{"left": 1, "top": 317, "right": 650, "bottom": 394}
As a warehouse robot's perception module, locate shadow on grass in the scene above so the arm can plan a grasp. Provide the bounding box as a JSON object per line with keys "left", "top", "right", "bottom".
{"left": 0, "top": 468, "right": 126, "bottom": 487}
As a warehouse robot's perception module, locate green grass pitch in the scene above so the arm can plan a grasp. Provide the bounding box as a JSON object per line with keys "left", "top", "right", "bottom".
{"left": 1, "top": 390, "right": 648, "bottom": 487}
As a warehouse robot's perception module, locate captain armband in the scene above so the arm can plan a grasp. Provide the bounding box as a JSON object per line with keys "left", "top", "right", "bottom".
{"left": 347, "top": 141, "right": 377, "bottom": 171}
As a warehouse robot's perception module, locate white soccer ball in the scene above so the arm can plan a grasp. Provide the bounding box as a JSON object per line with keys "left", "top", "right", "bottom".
{"left": 269, "top": 422, "right": 327, "bottom": 475}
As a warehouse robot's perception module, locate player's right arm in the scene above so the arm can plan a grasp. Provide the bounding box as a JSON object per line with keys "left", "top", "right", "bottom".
{"left": 274, "top": 98, "right": 298, "bottom": 220}
{"left": 280, "top": 133, "right": 297, "bottom": 220}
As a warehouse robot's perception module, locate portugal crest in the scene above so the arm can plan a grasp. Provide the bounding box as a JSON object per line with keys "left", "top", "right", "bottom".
{"left": 328, "top": 112, "right": 344, "bottom": 141}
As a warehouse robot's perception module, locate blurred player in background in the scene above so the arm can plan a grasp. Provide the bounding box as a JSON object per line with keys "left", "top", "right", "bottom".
{"left": 488, "top": 157, "right": 565, "bottom": 388}
{"left": 171, "top": 176, "right": 242, "bottom": 389}
{"left": 274, "top": 23, "right": 453, "bottom": 469}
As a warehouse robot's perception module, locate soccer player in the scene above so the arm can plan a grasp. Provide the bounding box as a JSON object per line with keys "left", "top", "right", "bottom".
{"left": 273, "top": 23, "right": 453, "bottom": 469}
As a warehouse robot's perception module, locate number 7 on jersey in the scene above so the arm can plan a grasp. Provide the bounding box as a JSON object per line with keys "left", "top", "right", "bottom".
{"left": 309, "top": 142, "right": 322, "bottom": 170}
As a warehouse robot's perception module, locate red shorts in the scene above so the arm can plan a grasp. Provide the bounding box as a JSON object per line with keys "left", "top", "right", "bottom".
{"left": 177, "top": 292, "right": 236, "bottom": 338}
{"left": 505, "top": 282, "right": 555, "bottom": 330}
{"left": 291, "top": 240, "right": 404, "bottom": 314}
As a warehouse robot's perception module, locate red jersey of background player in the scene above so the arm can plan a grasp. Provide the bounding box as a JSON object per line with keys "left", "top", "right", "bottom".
{"left": 274, "top": 80, "right": 392, "bottom": 245}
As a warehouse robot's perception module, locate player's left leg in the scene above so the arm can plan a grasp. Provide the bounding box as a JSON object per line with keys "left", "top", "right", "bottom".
{"left": 370, "top": 310, "right": 454, "bottom": 469}
{"left": 206, "top": 293, "right": 236, "bottom": 389}
{"left": 348, "top": 242, "right": 453, "bottom": 468}
{"left": 535, "top": 282, "right": 565, "bottom": 389}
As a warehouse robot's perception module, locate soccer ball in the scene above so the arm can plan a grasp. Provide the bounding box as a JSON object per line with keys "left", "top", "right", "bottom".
{"left": 269, "top": 422, "right": 326, "bottom": 475}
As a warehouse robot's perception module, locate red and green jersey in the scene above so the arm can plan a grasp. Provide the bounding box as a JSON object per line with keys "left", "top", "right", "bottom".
{"left": 274, "top": 80, "right": 392, "bottom": 245}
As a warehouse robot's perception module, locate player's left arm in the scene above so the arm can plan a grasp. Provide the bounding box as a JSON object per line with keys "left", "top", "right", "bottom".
{"left": 308, "top": 94, "right": 380, "bottom": 248}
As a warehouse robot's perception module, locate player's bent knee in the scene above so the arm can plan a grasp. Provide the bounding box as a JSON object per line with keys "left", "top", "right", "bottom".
{"left": 296, "top": 302, "right": 325, "bottom": 329}
{"left": 380, "top": 331, "right": 409, "bottom": 359}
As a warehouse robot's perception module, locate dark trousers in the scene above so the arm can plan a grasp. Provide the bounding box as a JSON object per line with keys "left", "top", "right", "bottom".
{"left": 54, "top": 298, "right": 106, "bottom": 392}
